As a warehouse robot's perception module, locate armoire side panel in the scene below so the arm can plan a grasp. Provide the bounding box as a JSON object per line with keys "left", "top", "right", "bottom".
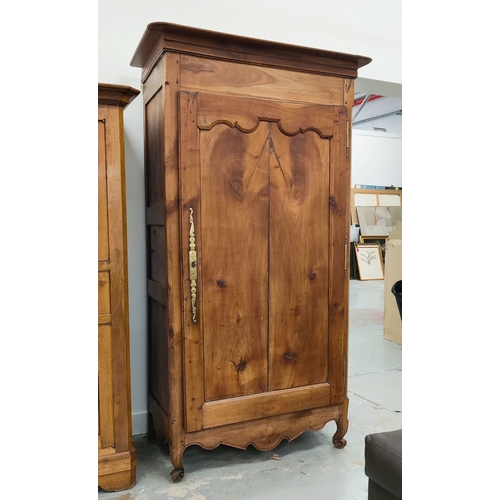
{"left": 149, "top": 298, "right": 170, "bottom": 414}
{"left": 149, "top": 224, "right": 167, "bottom": 286}
{"left": 145, "top": 89, "right": 166, "bottom": 209}
{"left": 144, "top": 81, "right": 170, "bottom": 416}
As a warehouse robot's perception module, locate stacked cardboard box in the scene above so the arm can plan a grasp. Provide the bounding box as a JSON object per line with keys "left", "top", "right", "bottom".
{"left": 383, "top": 222, "right": 402, "bottom": 345}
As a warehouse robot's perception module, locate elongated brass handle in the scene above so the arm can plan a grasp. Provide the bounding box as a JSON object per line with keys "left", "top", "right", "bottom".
{"left": 189, "top": 208, "right": 197, "bottom": 323}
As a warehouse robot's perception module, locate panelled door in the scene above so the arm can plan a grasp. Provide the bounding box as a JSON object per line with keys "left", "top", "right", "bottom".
{"left": 98, "top": 113, "right": 115, "bottom": 453}
{"left": 179, "top": 91, "right": 347, "bottom": 432}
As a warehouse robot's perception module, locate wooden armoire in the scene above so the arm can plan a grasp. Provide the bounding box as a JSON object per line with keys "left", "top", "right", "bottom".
{"left": 130, "top": 23, "right": 371, "bottom": 482}
{"left": 98, "top": 83, "right": 139, "bottom": 491}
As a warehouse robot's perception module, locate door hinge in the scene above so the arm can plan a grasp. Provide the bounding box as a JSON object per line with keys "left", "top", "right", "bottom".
{"left": 342, "top": 353, "right": 347, "bottom": 395}
{"left": 346, "top": 112, "right": 350, "bottom": 158}
{"left": 344, "top": 236, "right": 348, "bottom": 278}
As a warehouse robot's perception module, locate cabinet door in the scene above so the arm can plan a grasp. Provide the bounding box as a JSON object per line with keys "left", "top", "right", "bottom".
{"left": 180, "top": 92, "right": 347, "bottom": 432}
{"left": 98, "top": 117, "right": 115, "bottom": 451}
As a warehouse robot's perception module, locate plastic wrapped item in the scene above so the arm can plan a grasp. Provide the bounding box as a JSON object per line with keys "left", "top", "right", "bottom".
{"left": 391, "top": 280, "right": 402, "bottom": 319}
{"left": 350, "top": 225, "right": 360, "bottom": 243}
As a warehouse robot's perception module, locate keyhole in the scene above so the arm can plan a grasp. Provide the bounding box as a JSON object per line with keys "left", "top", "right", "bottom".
{"left": 191, "top": 261, "right": 196, "bottom": 268}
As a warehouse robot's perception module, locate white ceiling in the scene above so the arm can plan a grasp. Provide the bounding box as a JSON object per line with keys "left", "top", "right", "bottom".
{"left": 352, "top": 94, "right": 402, "bottom": 134}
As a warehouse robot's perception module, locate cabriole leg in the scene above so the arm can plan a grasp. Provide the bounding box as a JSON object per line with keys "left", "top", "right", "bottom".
{"left": 169, "top": 444, "right": 185, "bottom": 482}
{"left": 332, "top": 409, "right": 349, "bottom": 449}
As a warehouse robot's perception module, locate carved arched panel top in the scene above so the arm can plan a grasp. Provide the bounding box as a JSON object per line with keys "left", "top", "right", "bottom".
{"left": 193, "top": 92, "right": 335, "bottom": 138}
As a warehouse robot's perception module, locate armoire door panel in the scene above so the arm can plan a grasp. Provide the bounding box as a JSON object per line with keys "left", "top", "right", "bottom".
{"left": 201, "top": 123, "right": 270, "bottom": 402}
{"left": 201, "top": 383, "right": 331, "bottom": 429}
{"left": 268, "top": 126, "right": 330, "bottom": 391}
{"left": 180, "top": 91, "right": 342, "bottom": 431}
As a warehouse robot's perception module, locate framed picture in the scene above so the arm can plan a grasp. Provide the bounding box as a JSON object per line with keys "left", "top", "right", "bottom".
{"left": 356, "top": 206, "right": 402, "bottom": 237}
{"left": 355, "top": 244, "right": 384, "bottom": 280}
{"left": 358, "top": 236, "right": 388, "bottom": 264}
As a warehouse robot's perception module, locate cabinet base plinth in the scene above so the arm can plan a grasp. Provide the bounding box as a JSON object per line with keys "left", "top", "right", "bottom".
{"left": 98, "top": 448, "right": 137, "bottom": 492}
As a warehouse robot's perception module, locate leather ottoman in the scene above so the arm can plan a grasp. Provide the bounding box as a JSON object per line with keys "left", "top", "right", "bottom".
{"left": 364, "top": 429, "right": 402, "bottom": 500}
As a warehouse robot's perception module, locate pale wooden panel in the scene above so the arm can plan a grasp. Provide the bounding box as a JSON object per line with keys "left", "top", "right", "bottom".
{"left": 98, "top": 450, "right": 134, "bottom": 476}
{"left": 98, "top": 84, "right": 138, "bottom": 491}
{"left": 98, "top": 119, "right": 109, "bottom": 262}
{"left": 98, "top": 446, "right": 137, "bottom": 491}
{"left": 378, "top": 194, "right": 401, "bottom": 206}
{"left": 269, "top": 124, "right": 330, "bottom": 391}
{"left": 202, "top": 383, "right": 331, "bottom": 429}
{"left": 98, "top": 313, "right": 112, "bottom": 325}
{"left": 352, "top": 190, "right": 403, "bottom": 225}
{"left": 98, "top": 271, "right": 111, "bottom": 316}
{"left": 98, "top": 323, "right": 114, "bottom": 449}
{"left": 354, "top": 193, "right": 378, "bottom": 206}
{"left": 351, "top": 188, "right": 402, "bottom": 212}
{"left": 181, "top": 55, "right": 344, "bottom": 105}
{"left": 200, "top": 121, "right": 269, "bottom": 401}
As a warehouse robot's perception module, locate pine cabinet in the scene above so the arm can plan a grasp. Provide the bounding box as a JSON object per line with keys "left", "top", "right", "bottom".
{"left": 98, "top": 83, "right": 139, "bottom": 491}
{"left": 131, "top": 23, "right": 370, "bottom": 482}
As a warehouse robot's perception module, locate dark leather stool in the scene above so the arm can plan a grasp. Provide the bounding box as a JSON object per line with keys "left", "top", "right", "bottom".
{"left": 364, "top": 429, "right": 402, "bottom": 500}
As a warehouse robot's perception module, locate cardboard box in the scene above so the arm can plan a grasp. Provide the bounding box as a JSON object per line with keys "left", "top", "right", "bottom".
{"left": 384, "top": 222, "right": 402, "bottom": 344}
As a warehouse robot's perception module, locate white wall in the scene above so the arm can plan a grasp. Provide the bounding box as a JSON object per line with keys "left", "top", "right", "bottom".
{"left": 351, "top": 131, "right": 402, "bottom": 188}
{"left": 98, "top": 0, "right": 402, "bottom": 435}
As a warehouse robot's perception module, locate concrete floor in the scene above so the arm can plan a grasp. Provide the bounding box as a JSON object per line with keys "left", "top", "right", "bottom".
{"left": 99, "top": 279, "right": 402, "bottom": 500}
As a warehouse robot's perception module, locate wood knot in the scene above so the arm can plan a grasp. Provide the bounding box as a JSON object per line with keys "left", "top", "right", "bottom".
{"left": 309, "top": 272, "right": 317, "bottom": 280}
{"left": 283, "top": 353, "right": 298, "bottom": 362}
{"left": 258, "top": 186, "right": 270, "bottom": 198}
{"left": 231, "top": 359, "right": 247, "bottom": 372}
{"left": 216, "top": 278, "right": 227, "bottom": 288}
